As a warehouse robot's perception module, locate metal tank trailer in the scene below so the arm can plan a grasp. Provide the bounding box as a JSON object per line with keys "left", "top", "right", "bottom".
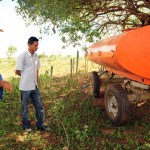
{"left": 86, "top": 25, "right": 150, "bottom": 125}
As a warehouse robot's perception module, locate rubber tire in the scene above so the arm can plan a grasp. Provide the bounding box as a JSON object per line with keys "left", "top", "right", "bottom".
{"left": 104, "top": 83, "right": 130, "bottom": 125}
{"left": 90, "top": 71, "right": 100, "bottom": 98}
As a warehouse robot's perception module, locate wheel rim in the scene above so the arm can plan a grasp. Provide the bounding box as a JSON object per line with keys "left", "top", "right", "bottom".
{"left": 107, "top": 93, "right": 118, "bottom": 118}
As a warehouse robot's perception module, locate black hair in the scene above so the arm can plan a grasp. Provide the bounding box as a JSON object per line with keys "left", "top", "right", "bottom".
{"left": 28, "top": 36, "right": 39, "bottom": 45}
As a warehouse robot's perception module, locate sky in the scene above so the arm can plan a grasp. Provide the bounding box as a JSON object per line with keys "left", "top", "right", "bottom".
{"left": 0, "top": 0, "right": 81, "bottom": 58}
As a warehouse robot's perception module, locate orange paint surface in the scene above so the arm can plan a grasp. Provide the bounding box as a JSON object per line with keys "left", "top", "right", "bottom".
{"left": 87, "top": 25, "right": 150, "bottom": 85}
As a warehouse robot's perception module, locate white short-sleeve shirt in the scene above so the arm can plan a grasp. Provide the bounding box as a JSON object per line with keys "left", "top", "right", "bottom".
{"left": 16, "top": 50, "right": 40, "bottom": 91}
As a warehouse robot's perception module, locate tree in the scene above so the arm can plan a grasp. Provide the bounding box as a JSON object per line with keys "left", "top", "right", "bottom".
{"left": 6, "top": 45, "right": 17, "bottom": 58}
{"left": 13, "top": 0, "right": 150, "bottom": 45}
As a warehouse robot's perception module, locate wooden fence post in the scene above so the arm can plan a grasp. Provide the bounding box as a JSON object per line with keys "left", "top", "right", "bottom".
{"left": 85, "top": 56, "right": 88, "bottom": 74}
{"left": 73, "top": 58, "right": 75, "bottom": 74}
{"left": 70, "top": 58, "right": 73, "bottom": 77}
{"left": 50, "top": 66, "right": 53, "bottom": 76}
{"left": 76, "top": 50, "right": 79, "bottom": 75}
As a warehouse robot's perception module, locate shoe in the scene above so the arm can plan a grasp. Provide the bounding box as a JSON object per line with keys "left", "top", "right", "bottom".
{"left": 24, "top": 128, "right": 32, "bottom": 132}
{"left": 37, "top": 125, "right": 50, "bottom": 131}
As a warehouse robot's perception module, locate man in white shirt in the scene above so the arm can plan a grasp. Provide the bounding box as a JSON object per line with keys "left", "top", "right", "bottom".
{"left": 15, "top": 36, "right": 49, "bottom": 132}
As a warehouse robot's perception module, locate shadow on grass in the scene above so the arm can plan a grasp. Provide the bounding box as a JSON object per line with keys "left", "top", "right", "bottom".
{"left": 0, "top": 73, "right": 150, "bottom": 150}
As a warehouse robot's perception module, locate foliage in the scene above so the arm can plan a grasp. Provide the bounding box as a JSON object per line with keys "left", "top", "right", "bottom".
{"left": 0, "top": 57, "right": 150, "bottom": 149}
{"left": 6, "top": 45, "right": 17, "bottom": 58}
{"left": 11, "top": 0, "right": 150, "bottom": 46}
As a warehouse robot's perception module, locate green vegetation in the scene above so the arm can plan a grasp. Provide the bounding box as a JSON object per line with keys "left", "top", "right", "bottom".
{"left": 0, "top": 56, "right": 150, "bottom": 149}
{"left": 6, "top": 45, "right": 17, "bottom": 58}
{"left": 14, "top": 0, "right": 150, "bottom": 46}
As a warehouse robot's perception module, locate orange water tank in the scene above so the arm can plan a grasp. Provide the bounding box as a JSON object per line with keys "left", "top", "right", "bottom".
{"left": 86, "top": 25, "right": 150, "bottom": 85}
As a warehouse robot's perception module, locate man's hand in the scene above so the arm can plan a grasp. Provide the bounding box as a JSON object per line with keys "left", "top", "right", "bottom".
{"left": 1, "top": 81, "right": 12, "bottom": 93}
{"left": 15, "top": 70, "right": 21, "bottom": 76}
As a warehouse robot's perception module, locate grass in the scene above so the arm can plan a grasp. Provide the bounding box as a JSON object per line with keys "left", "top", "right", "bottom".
{"left": 0, "top": 56, "right": 150, "bottom": 150}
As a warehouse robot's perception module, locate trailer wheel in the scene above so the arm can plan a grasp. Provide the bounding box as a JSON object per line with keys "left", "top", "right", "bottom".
{"left": 90, "top": 71, "right": 100, "bottom": 98}
{"left": 104, "top": 84, "right": 129, "bottom": 125}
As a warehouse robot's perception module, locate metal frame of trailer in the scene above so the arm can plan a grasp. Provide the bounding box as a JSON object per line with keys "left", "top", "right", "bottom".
{"left": 90, "top": 69, "right": 150, "bottom": 125}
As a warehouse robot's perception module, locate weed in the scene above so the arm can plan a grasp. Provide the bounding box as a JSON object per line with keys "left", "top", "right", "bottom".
{"left": 0, "top": 57, "right": 150, "bottom": 149}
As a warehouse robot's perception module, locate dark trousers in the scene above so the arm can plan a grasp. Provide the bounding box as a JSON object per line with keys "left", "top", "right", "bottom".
{"left": 21, "top": 86, "right": 45, "bottom": 129}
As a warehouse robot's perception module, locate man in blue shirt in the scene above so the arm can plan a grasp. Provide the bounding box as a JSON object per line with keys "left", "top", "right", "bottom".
{"left": 0, "top": 29, "right": 12, "bottom": 98}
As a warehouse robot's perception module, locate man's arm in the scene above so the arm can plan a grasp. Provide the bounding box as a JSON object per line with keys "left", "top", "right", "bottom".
{"left": 0, "top": 80, "right": 12, "bottom": 93}
{"left": 37, "top": 70, "right": 39, "bottom": 83}
{"left": 0, "top": 81, "right": 2, "bottom": 87}
{"left": 15, "top": 70, "right": 21, "bottom": 76}
{"left": 16, "top": 53, "right": 24, "bottom": 76}
{"left": 37, "top": 56, "right": 40, "bottom": 83}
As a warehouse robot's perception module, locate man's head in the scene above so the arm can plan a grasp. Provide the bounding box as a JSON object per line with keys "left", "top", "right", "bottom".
{"left": 28, "top": 36, "right": 39, "bottom": 54}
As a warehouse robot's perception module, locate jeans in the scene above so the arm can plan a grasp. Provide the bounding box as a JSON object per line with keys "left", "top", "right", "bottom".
{"left": 21, "top": 86, "right": 45, "bottom": 129}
